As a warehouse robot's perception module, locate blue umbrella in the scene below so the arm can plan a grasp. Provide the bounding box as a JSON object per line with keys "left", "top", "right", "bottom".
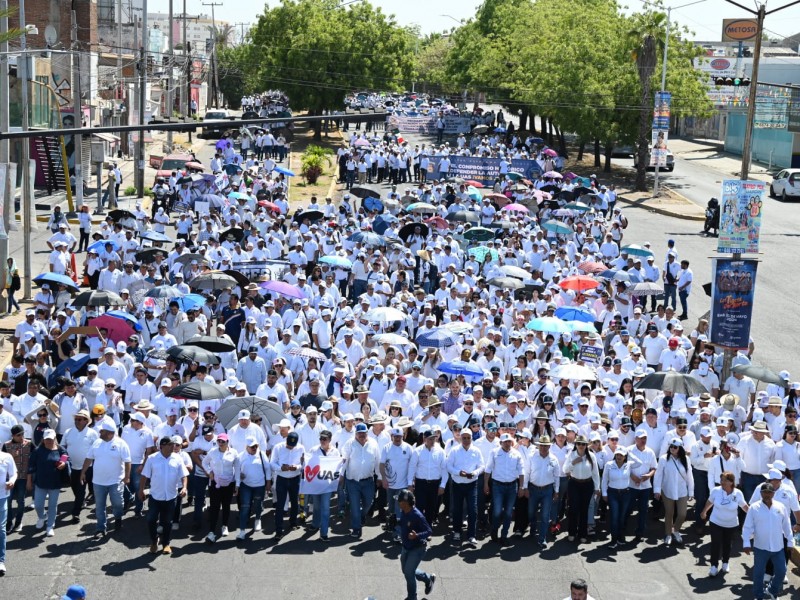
{"left": 197, "top": 193, "right": 227, "bottom": 209}
{"left": 567, "top": 321, "right": 597, "bottom": 333}
{"left": 140, "top": 231, "right": 173, "bottom": 243}
{"left": 526, "top": 317, "right": 572, "bottom": 333}
{"left": 49, "top": 353, "right": 91, "bottom": 388}
{"left": 372, "top": 215, "right": 392, "bottom": 235}
{"left": 438, "top": 360, "right": 484, "bottom": 377}
{"left": 600, "top": 269, "right": 642, "bottom": 283}
{"left": 319, "top": 255, "right": 352, "bottom": 269}
{"left": 470, "top": 246, "right": 499, "bottom": 264}
{"left": 88, "top": 239, "right": 119, "bottom": 253}
{"left": 274, "top": 166, "right": 295, "bottom": 177}
{"left": 363, "top": 197, "right": 383, "bottom": 212}
{"left": 347, "top": 231, "right": 385, "bottom": 246}
{"left": 228, "top": 191, "right": 247, "bottom": 201}
{"left": 33, "top": 273, "right": 79, "bottom": 291}
{"left": 175, "top": 293, "right": 207, "bottom": 312}
{"left": 223, "top": 163, "right": 242, "bottom": 176}
{"left": 416, "top": 327, "right": 460, "bottom": 348}
{"left": 621, "top": 244, "right": 654, "bottom": 258}
{"left": 105, "top": 310, "right": 142, "bottom": 332}
{"left": 554, "top": 307, "right": 595, "bottom": 323}
{"left": 466, "top": 186, "right": 482, "bottom": 202}
{"left": 541, "top": 221, "right": 572, "bottom": 235}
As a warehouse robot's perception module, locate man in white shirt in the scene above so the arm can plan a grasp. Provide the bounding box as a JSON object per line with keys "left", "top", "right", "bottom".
{"left": 340, "top": 423, "right": 380, "bottom": 538}
{"left": 380, "top": 427, "right": 414, "bottom": 542}
{"left": 526, "top": 434, "right": 561, "bottom": 549}
{"left": 81, "top": 422, "right": 132, "bottom": 536}
{"left": 121, "top": 412, "right": 156, "bottom": 517}
{"left": 446, "top": 428, "right": 485, "bottom": 545}
{"left": 60, "top": 409, "right": 99, "bottom": 520}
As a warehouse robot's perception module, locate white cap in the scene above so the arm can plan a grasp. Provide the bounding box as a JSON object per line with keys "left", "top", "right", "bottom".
{"left": 238, "top": 409, "right": 251, "bottom": 420}
{"left": 42, "top": 429, "right": 57, "bottom": 440}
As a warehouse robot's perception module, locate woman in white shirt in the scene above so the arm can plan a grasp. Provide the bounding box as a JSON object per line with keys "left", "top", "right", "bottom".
{"left": 700, "top": 471, "right": 748, "bottom": 577}
{"left": 563, "top": 434, "right": 600, "bottom": 543}
{"left": 653, "top": 437, "right": 694, "bottom": 546}
{"left": 601, "top": 446, "right": 639, "bottom": 548}
{"left": 774, "top": 425, "right": 800, "bottom": 494}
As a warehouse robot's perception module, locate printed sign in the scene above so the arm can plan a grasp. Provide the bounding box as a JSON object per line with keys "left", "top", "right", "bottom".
{"left": 709, "top": 258, "right": 757, "bottom": 349}
{"left": 652, "top": 92, "right": 671, "bottom": 131}
{"left": 388, "top": 114, "right": 472, "bottom": 135}
{"left": 299, "top": 453, "right": 344, "bottom": 495}
{"left": 650, "top": 130, "right": 670, "bottom": 168}
{"left": 718, "top": 180, "right": 764, "bottom": 254}
{"left": 722, "top": 18, "right": 759, "bottom": 42}
{"left": 579, "top": 344, "right": 603, "bottom": 364}
{"left": 442, "top": 156, "right": 543, "bottom": 186}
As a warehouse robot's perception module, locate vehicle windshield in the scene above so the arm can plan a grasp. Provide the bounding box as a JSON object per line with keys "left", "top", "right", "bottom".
{"left": 205, "top": 112, "right": 227, "bottom": 119}
{"left": 161, "top": 159, "right": 188, "bottom": 171}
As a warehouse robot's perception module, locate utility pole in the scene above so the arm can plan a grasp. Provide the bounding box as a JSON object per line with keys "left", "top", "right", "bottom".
{"left": 0, "top": 0, "right": 9, "bottom": 292}
{"left": 166, "top": 0, "right": 173, "bottom": 152}
{"left": 19, "top": 0, "right": 32, "bottom": 299}
{"left": 135, "top": 0, "right": 148, "bottom": 198}
{"left": 72, "top": 2, "right": 84, "bottom": 210}
{"left": 202, "top": 2, "right": 222, "bottom": 109}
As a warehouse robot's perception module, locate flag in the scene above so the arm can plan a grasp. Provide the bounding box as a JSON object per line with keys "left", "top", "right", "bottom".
{"left": 299, "top": 453, "right": 344, "bottom": 495}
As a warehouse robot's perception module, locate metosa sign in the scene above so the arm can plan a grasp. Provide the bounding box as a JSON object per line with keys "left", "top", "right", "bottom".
{"left": 722, "top": 18, "right": 759, "bottom": 42}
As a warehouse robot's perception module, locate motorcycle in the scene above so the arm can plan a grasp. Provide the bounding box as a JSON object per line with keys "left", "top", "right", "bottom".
{"left": 703, "top": 197, "right": 720, "bottom": 237}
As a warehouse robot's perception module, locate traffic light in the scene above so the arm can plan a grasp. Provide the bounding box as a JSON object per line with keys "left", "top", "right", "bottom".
{"left": 713, "top": 76, "right": 750, "bottom": 87}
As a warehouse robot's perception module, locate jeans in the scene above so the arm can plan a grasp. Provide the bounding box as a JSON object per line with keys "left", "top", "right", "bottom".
{"left": 125, "top": 464, "right": 143, "bottom": 514}
{"left": 34, "top": 486, "right": 60, "bottom": 530}
{"left": 274, "top": 476, "right": 300, "bottom": 535}
{"left": 741, "top": 473, "right": 763, "bottom": 506}
{"left": 386, "top": 488, "right": 404, "bottom": 535}
{"left": 6, "top": 289, "right": 20, "bottom": 313}
{"left": 491, "top": 480, "right": 518, "bottom": 537}
{"left": 753, "top": 547, "right": 786, "bottom": 599}
{"left": 450, "top": 481, "right": 478, "bottom": 539}
{"left": 678, "top": 289, "right": 689, "bottom": 316}
{"left": 664, "top": 283, "right": 677, "bottom": 309}
{"left": 400, "top": 545, "right": 431, "bottom": 600}
{"left": 6, "top": 479, "right": 26, "bottom": 527}
{"left": 93, "top": 481, "right": 124, "bottom": 533}
{"left": 627, "top": 487, "right": 651, "bottom": 536}
{"left": 607, "top": 488, "right": 631, "bottom": 542}
{"left": 190, "top": 474, "right": 209, "bottom": 525}
{"left": 528, "top": 484, "right": 555, "bottom": 544}
{"left": 345, "top": 477, "right": 374, "bottom": 533}
{"left": 238, "top": 483, "right": 266, "bottom": 531}
{"left": 147, "top": 497, "right": 177, "bottom": 545}
{"left": 0, "top": 495, "right": 6, "bottom": 564}
{"left": 310, "top": 492, "right": 333, "bottom": 536}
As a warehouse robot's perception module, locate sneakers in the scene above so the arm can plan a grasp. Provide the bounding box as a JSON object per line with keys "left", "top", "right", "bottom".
{"left": 720, "top": 562, "right": 730, "bottom": 573}
{"left": 149, "top": 542, "right": 159, "bottom": 554}
{"left": 672, "top": 531, "right": 683, "bottom": 544}
{"left": 162, "top": 545, "right": 172, "bottom": 555}
{"left": 172, "top": 523, "right": 179, "bottom": 531}
{"left": 36, "top": 518, "right": 46, "bottom": 529}
{"left": 46, "top": 528, "right": 55, "bottom": 537}
{"left": 452, "top": 532, "right": 461, "bottom": 542}
{"left": 237, "top": 530, "right": 247, "bottom": 540}
{"left": 664, "top": 535, "right": 672, "bottom": 546}
{"left": 467, "top": 537, "right": 478, "bottom": 548}
{"left": 539, "top": 541, "right": 548, "bottom": 551}
{"left": 220, "top": 526, "right": 229, "bottom": 537}
{"left": 205, "top": 532, "right": 216, "bottom": 544}
{"left": 425, "top": 574, "right": 436, "bottom": 595}
{"left": 609, "top": 541, "right": 618, "bottom": 549}
{"left": 254, "top": 520, "right": 262, "bottom": 532}
{"left": 0, "top": 562, "right": 5, "bottom": 576}
{"left": 708, "top": 565, "right": 718, "bottom": 577}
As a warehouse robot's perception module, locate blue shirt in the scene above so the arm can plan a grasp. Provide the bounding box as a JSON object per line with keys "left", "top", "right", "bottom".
{"left": 399, "top": 506, "right": 432, "bottom": 550}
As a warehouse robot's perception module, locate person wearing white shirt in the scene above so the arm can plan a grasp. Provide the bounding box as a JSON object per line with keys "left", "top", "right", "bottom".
{"left": 235, "top": 436, "right": 272, "bottom": 539}
{"left": 380, "top": 428, "right": 414, "bottom": 541}
{"left": 741, "top": 484, "right": 795, "bottom": 599}
{"left": 202, "top": 433, "right": 240, "bottom": 542}
{"left": 738, "top": 422, "right": 776, "bottom": 501}
{"left": 563, "top": 436, "right": 600, "bottom": 542}
{"left": 81, "top": 422, "right": 131, "bottom": 535}
{"left": 120, "top": 413, "right": 156, "bottom": 516}
{"left": 270, "top": 432, "right": 305, "bottom": 539}
{"left": 340, "top": 423, "right": 380, "bottom": 537}
{"left": 699, "top": 471, "right": 748, "bottom": 577}
{"left": 408, "top": 430, "right": 448, "bottom": 525}
{"left": 485, "top": 434, "right": 525, "bottom": 542}
{"left": 139, "top": 436, "right": 189, "bottom": 554}
{"left": 525, "top": 434, "right": 561, "bottom": 549}
{"left": 446, "top": 429, "right": 485, "bottom": 544}
{"left": 227, "top": 410, "right": 268, "bottom": 453}
{"left": 0, "top": 444, "right": 17, "bottom": 570}
{"left": 653, "top": 438, "right": 694, "bottom": 546}
{"left": 60, "top": 411, "right": 99, "bottom": 520}
{"left": 305, "top": 430, "right": 341, "bottom": 541}
{"left": 601, "top": 446, "right": 639, "bottom": 547}
{"left": 295, "top": 407, "right": 327, "bottom": 452}
{"left": 627, "top": 430, "right": 658, "bottom": 540}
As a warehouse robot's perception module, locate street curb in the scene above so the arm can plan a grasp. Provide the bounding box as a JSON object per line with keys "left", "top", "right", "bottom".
{"left": 617, "top": 194, "right": 705, "bottom": 222}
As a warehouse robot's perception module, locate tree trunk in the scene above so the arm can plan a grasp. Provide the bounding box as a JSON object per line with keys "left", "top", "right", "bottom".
{"left": 310, "top": 107, "right": 322, "bottom": 141}
{"left": 518, "top": 107, "right": 528, "bottom": 132}
{"left": 547, "top": 117, "right": 554, "bottom": 146}
{"left": 556, "top": 127, "right": 567, "bottom": 158}
{"left": 577, "top": 141, "right": 585, "bottom": 161}
{"left": 530, "top": 113, "right": 537, "bottom": 136}
{"left": 635, "top": 35, "right": 658, "bottom": 192}
{"left": 594, "top": 139, "right": 601, "bottom": 168}
{"left": 604, "top": 142, "right": 614, "bottom": 172}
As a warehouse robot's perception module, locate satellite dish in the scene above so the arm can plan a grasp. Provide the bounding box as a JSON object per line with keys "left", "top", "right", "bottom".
{"left": 44, "top": 25, "right": 58, "bottom": 48}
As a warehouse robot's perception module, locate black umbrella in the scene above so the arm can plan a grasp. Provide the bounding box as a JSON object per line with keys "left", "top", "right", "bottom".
{"left": 540, "top": 184, "right": 560, "bottom": 193}
{"left": 220, "top": 227, "right": 246, "bottom": 243}
{"left": 166, "top": 344, "right": 221, "bottom": 365}
{"left": 558, "top": 190, "right": 575, "bottom": 202}
{"left": 731, "top": 364, "right": 786, "bottom": 386}
{"left": 222, "top": 269, "right": 250, "bottom": 289}
{"left": 445, "top": 211, "right": 480, "bottom": 224}
{"left": 145, "top": 285, "right": 183, "bottom": 299}
{"left": 349, "top": 186, "right": 374, "bottom": 199}
{"left": 108, "top": 209, "right": 136, "bottom": 222}
{"left": 135, "top": 248, "right": 166, "bottom": 263}
{"left": 398, "top": 222, "right": 429, "bottom": 241}
{"left": 524, "top": 283, "right": 546, "bottom": 294}
{"left": 487, "top": 277, "right": 525, "bottom": 290}
{"left": 292, "top": 209, "right": 324, "bottom": 223}
{"left": 165, "top": 380, "right": 230, "bottom": 400}
{"left": 73, "top": 290, "right": 124, "bottom": 308}
{"left": 573, "top": 186, "right": 594, "bottom": 196}
{"left": 185, "top": 335, "right": 236, "bottom": 353}
{"left": 635, "top": 371, "right": 708, "bottom": 395}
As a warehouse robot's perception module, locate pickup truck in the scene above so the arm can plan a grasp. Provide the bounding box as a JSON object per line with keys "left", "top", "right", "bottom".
{"left": 153, "top": 153, "right": 195, "bottom": 182}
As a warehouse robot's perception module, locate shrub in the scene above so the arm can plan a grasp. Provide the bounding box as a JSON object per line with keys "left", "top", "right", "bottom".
{"left": 300, "top": 145, "right": 333, "bottom": 185}
{"left": 123, "top": 185, "right": 137, "bottom": 196}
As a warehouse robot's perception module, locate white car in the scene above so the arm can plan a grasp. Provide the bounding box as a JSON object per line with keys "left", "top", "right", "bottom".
{"left": 770, "top": 169, "right": 800, "bottom": 200}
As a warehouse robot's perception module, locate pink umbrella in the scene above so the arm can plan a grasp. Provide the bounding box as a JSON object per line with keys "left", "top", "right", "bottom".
{"left": 465, "top": 180, "right": 484, "bottom": 188}
{"left": 543, "top": 171, "right": 563, "bottom": 179}
{"left": 259, "top": 280, "right": 306, "bottom": 300}
{"left": 501, "top": 203, "right": 529, "bottom": 213}
{"left": 89, "top": 315, "right": 135, "bottom": 344}
{"left": 353, "top": 139, "right": 372, "bottom": 148}
{"left": 543, "top": 148, "right": 558, "bottom": 157}
{"left": 424, "top": 216, "right": 449, "bottom": 230}
{"left": 564, "top": 172, "right": 579, "bottom": 179}
{"left": 532, "top": 190, "right": 553, "bottom": 203}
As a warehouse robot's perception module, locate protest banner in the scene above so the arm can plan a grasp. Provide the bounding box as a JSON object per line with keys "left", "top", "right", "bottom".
{"left": 299, "top": 453, "right": 344, "bottom": 495}
{"left": 446, "top": 156, "right": 543, "bottom": 186}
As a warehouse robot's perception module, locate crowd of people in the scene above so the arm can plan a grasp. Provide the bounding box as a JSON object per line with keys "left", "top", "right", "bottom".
{"left": 0, "top": 106, "right": 797, "bottom": 600}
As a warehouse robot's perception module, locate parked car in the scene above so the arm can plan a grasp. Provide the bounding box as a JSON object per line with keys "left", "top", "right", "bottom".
{"left": 770, "top": 168, "right": 800, "bottom": 200}
{"left": 201, "top": 110, "right": 231, "bottom": 138}
{"left": 633, "top": 147, "right": 675, "bottom": 172}
{"left": 610, "top": 144, "right": 635, "bottom": 158}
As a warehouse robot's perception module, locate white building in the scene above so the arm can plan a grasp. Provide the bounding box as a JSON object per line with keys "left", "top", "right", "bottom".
{"left": 147, "top": 12, "right": 228, "bottom": 57}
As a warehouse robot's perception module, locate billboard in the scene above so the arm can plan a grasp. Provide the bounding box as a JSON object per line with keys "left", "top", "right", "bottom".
{"left": 718, "top": 179, "right": 764, "bottom": 254}
{"left": 754, "top": 85, "right": 791, "bottom": 129}
{"left": 709, "top": 258, "right": 758, "bottom": 349}
{"left": 722, "top": 18, "right": 759, "bottom": 42}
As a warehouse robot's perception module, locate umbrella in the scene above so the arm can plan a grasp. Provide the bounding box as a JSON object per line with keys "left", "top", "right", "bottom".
{"left": 174, "top": 253, "right": 206, "bottom": 268}
{"left": 88, "top": 239, "right": 119, "bottom": 254}
{"left": 532, "top": 190, "right": 553, "bottom": 202}
{"left": 198, "top": 194, "right": 228, "bottom": 209}
{"left": 406, "top": 202, "right": 437, "bottom": 213}
{"left": 567, "top": 321, "right": 598, "bottom": 333}
{"left": 560, "top": 275, "right": 601, "bottom": 292}
{"left": 347, "top": 231, "right": 385, "bottom": 246}
{"left": 550, "top": 363, "right": 597, "bottom": 381}
{"left": 166, "top": 380, "right": 230, "bottom": 400}
{"left": 464, "top": 180, "right": 484, "bottom": 188}
{"left": 134, "top": 248, "right": 166, "bottom": 263}
{"left": 731, "top": 364, "right": 786, "bottom": 386}
{"left": 287, "top": 347, "right": 328, "bottom": 361}
{"left": 185, "top": 335, "right": 236, "bottom": 353}
{"left": 365, "top": 307, "right": 407, "bottom": 323}
{"left": 621, "top": 244, "right": 654, "bottom": 258}
{"left": 33, "top": 273, "right": 79, "bottom": 292}
{"left": 487, "top": 277, "right": 524, "bottom": 290}
{"left": 629, "top": 282, "right": 664, "bottom": 296}
{"left": 319, "top": 255, "right": 352, "bottom": 269}
{"left": 424, "top": 216, "right": 449, "bottom": 230}
{"left": 108, "top": 209, "right": 136, "bottom": 221}
{"left": 466, "top": 187, "right": 482, "bottom": 202}
{"left": 363, "top": 197, "right": 384, "bottom": 212}
{"left": 222, "top": 269, "right": 251, "bottom": 289}
{"left": 506, "top": 172, "right": 522, "bottom": 181}
{"left": 215, "top": 397, "right": 285, "bottom": 431}
{"left": 524, "top": 283, "right": 546, "bottom": 294}
{"left": 445, "top": 211, "right": 480, "bottom": 224}
{"left": 353, "top": 138, "right": 372, "bottom": 148}
{"left": 145, "top": 348, "right": 169, "bottom": 361}
{"left": 223, "top": 164, "right": 242, "bottom": 176}
{"left": 258, "top": 200, "right": 282, "bottom": 214}
{"left": 438, "top": 360, "right": 484, "bottom": 377}
{"left": 372, "top": 333, "right": 415, "bottom": 347}
{"left": 185, "top": 161, "right": 204, "bottom": 171}
{"left": 220, "top": 227, "right": 246, "bottom": 243}
{"left": 191, "top": 271, "right": 239, "bottom": 291}
{"left": 399, "top": 222, "right": 429, "bottom": 241}
{"left": 472, "top": 124, "right": 489, "bottom": 134}
{"left": 487, "top": 192, "right": 510, "bottom": 204}
{"left": 541, "top": 220, "right": 572, "bottom": 235}
{"left": 399, "top": 194, "right": 417, "bottom": 207}
{"left": 498, "top": 265, "right": 531, "bottom": 280}
{"left": 526, "top": 317, "right": 572, "bottom": 334}
{"left": 49, "top": 353, "right": 91, "bottom": 388}
{"left": 600, "top": 269, "right": 632, "bottom": 282}
{"left": 73, "top": 290, "right": 124, "bottom": 308}
{"left": 259, "top": 280, "right": 306, "bottom": 299}
{"left": 349, "top": 187, "right": 374, "bottom": 199}
{"left": 540, "top": 184, "right": 560, "bottom": 194}
{"left": 501, "top": 203, "right": 529, "bottom": 213}
{"left": 371, "top": 216, "right": 392, "bottom": 236}
{"left": 554, "top": 307, "right": 595, "bottom": 323}
{"left": 635, "top": 371, "right": 708, "bottom": 395}
{"left": 88, "top": 315, "right": 134, "bottom": 344}
{"left": 564, "top": 202, "right": 591, "bottom": 212}
{"left": 105, "top": 310, "right": 142, "bottom": 331}
{"left": 470, "top": 246, "right": 499, "bottom": 264}
{"left": 577, "top": 261, "right": 608, "bottom": 275}
{"left": 145, "top": 285, "right": 183, "bottom": 299}
{"left": 139, "top": 231, "right": 173, "bottom": 243}
{"left": 274, "top": 166, "right": 295, "bottom": 177}
{"left": 542, "top": 149, "right": 558, "bottom": 158}
{"left": 543, "top": 170, "right": 562, "bottom": 179}
{"left": 166, "top": 344, "right": 221, "bottom": 365}
{"left": 293, "top": 209, "right": 324, "bottom": 223}
{"left": 462, "top": 227, "right": 495, "bottom": 242}
{"left": 416, "top": 327, "right": 460, "bottom": 348}
{"left": 174, "top": 293, "right": 207, "bottom": 312}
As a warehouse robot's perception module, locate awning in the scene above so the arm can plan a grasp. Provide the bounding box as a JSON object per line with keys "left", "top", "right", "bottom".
{"left": 93, "top": 132, "right": 120, "bottom": 143}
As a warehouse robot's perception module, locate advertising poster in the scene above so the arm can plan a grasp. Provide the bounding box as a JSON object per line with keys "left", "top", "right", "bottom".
{"left": 709, "top": 258, "right": 758, "bottom": 349}
{"left": 718, "top": 179, "right": 764, "bottom": 254}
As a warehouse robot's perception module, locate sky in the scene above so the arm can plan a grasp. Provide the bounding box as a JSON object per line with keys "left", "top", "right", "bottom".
{"left": 148, "top": 0, "right": 800, "bottom": 42}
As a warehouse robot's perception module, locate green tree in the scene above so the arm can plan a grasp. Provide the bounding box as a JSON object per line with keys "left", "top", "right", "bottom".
{"left": 217, "top": 45, "right": 246, "bottom": 110}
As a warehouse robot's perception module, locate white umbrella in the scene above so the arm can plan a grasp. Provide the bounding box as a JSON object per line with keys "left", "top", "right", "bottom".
{"left": 372, "top": 333, "right": 415, "bottom": 347}
{"left": 365, "top": 307, "right": 407, "bottom": 323}
{"left": 550, "top": 363, "right": 597, "bottom": 381}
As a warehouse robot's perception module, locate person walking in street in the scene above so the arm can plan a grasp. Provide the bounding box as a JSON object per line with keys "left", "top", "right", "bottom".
{"left": 307, "top": 430, "right": 340, "bottom": 541}
{"left": 380, "top": 426, "right": 413, "bottom": 543}
{"left": 235, "top": 436, "right": 271, "bottom": 540}
{"left": 484, "top": 432, "right": 524, "bottom": 545}
{"left": 139, "top": 436, "right": 188, "bottom": 555}
{"left": 2, "top": 425, "right": 31, "bottom": 533}
{"left": 700, "top": 471, "right": 748, "bottom": 577}
{"left": 409, "top": 429, "right": 447, "bottom": 526}
{"left": 27, "top": 429, "right": 67, "bottom": 537}
{"left": 341, "top": 422, "right": 380, "bottom": 539}
{"left": 653, "top": 437, "right": 693, "bottom": 547}
{"left": 676, "top": 260, "right": 693, "bottom": 320}
{"left": 601, "top": 446, "right": 636, "bottom": 548}
{"left": 270, "top": 431, "right": 304, "bottom": 540}
{"left": 81, "top": 422, "right": 131, "bottom": 537}
{"left": 60, "top": 410, "right": 98, "bottom": 522}
{"left": 0, "top": 439, "right": 18, "bottom": 575}
{"left": 4, "top": 258, "right": 21, "bottom": 316}
{"left": 526, "top": 434, "right": 560, "bottom": 550}
{"left": 397, "top": 489, "right": 436, "bottom": 600}
{"left": 202, "top": 433, "right": 239, "bottom": 543}
{"left": 446, "top": 427, "right": 484, "bottom": 547}
{"left": 564, "top": 435, "right": 600, "bottom": 544}
{"left": 742, "top": 483, "right": 795, "bottom": 600}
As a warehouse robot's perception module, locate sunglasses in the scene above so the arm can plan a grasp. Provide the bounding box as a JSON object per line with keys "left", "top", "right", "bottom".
{"left": 188, "top": 408, "right": 198, "bottom": 412}
{"left": 37, "top": 413, "right": 48, "bottom": 418}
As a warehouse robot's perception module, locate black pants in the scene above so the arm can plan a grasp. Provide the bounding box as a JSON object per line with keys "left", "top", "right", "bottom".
{"left": 208, "top": 481, "right": 235, "bottom": 533}
{"left": 567, "top": 478, "right": 594, "bottom": 538}
{"left": 414, "top": 479, "right": 441, "bottom": 526}
{"left": 78, "top": 230, "right": 90, "bottom": 252}
{"left": 70, "top": 467, "right": 92, "bottom": 517}
{"left": 513, "top": 494, "right": 529, "bottom": 534}
{"left": 148, "top": 497, "right": 177, "bottom": 545}
{"left": 709, "top": 522, "right": 736, "bottom": 564}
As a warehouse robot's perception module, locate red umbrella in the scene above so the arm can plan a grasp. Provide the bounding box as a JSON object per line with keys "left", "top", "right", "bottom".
{"left": 577, "top": 261, "right": 608, "bottom": 275}
{"left": 465, "top": 180, "right": 484, "bottom": 188}
{"left": 258, "top": 200, "right": 282, "bottom": 214}
{"left": 424, "top": 216, "right": 449, "bottom": 230}
{"left": 89, "top": 315, "right": 135, "bottom": 344}
{"left": 559, "top": 275, "right": 602, "bottom": 292}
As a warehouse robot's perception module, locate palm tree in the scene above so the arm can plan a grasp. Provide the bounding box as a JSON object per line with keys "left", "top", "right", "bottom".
{"left": 0, "top": 7, "right": 23, "bottom": 45}
{"left": 628, "top": 11, "right": 667, "bottom": 192}
{"left": 209, "top": 24, "right": 236, "bottom": 50}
